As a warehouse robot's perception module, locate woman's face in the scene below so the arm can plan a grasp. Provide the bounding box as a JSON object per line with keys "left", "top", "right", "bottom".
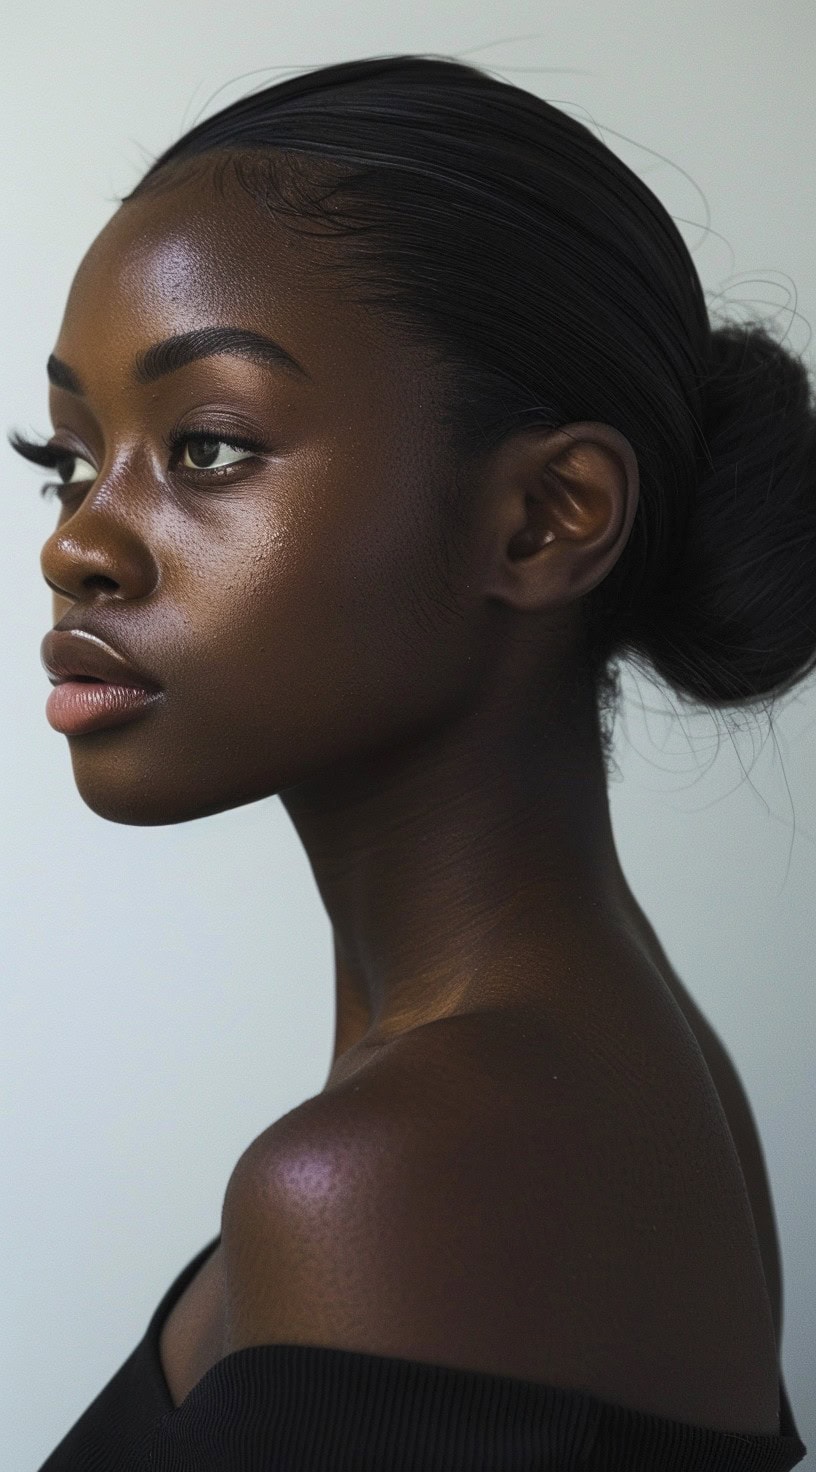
{"left": 40, "top": 160, "right": 488, "bottom": 826}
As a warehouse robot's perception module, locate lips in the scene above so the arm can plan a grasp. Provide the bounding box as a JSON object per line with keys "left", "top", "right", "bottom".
{"left": 40, "top": 629, "right": 162, "bottom": 690}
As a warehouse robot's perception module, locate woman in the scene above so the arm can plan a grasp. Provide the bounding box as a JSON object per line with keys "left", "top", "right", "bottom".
{"left": 13, "top": 53, "right": 810, "bottom": 1470}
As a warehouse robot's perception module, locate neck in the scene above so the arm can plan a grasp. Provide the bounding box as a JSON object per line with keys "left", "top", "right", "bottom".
{"left": 280, "top": 668, "right": 635, "bottom": 1070}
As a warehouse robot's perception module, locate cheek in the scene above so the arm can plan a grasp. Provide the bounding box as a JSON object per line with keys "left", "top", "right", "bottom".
{"left": 186, "top": 453, "right": 478, "bottom": 779}
{"left": 60, "top": 450, "right": 481, "bottom": 829}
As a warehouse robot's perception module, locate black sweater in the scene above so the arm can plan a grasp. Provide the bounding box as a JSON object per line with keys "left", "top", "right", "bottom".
{"left": 37, "top": 1236, "right": 808, "bottom": 1471}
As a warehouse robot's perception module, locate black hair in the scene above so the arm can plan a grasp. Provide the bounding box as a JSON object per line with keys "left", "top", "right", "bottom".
{"left": 120, "top": 53, "right": 816, "bottom": 777}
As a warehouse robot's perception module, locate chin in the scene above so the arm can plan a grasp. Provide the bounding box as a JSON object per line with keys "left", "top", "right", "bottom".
{"left": 66, "top": 743, "right": 284, "bottom": 827}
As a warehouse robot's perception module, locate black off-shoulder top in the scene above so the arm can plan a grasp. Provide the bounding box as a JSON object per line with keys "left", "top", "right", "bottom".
{"left": 36, "top": 1235, "right": 808, "bottom": 1471}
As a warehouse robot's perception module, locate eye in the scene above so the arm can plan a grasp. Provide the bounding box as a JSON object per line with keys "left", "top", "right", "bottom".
{"left": 57, "top": 452, "right": 97, "bottom": 486}
{"left": 178, "top": 433, "right": 256, "bottom": 472}
{"left": 8, "top": 425, "right": 266, "bottom": 505}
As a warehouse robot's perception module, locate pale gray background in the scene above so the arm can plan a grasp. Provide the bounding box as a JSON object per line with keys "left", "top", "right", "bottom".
{"left": 2, "top": 2, "right": 814, "bottom": 1467}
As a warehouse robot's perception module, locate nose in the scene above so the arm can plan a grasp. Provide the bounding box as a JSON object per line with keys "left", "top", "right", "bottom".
{"left": 40, "top": 518, "right": 156, "bottom": 607}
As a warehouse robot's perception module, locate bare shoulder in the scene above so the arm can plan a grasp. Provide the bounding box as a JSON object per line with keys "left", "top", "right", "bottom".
{"left": 221, "top": 1011, "right": 780, "bottom": 1435}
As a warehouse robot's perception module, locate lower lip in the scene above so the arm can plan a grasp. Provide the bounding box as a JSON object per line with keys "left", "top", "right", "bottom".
{"left": 45, "top": 681, "right": 163, "bottom": 734}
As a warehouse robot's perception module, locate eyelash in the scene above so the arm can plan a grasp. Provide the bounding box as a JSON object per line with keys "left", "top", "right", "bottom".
{"left": 8, "top": 427, "right": 266, "bottom": 503}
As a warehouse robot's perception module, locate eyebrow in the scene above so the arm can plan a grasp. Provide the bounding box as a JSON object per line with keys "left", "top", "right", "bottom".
{"left": 46, "top": 326, "right": 309, "bottom": 396}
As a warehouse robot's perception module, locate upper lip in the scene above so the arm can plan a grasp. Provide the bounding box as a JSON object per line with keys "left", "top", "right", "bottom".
{"left": 41, "top": 626, "right": 162, "bottom": 690}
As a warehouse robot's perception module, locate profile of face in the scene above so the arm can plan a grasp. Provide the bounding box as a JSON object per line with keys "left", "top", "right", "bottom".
{"left": 39, "top": 162, "right": 495, "bottom": 827}
{"left": 39, "top": 156, "right": 638, "bottom": 836}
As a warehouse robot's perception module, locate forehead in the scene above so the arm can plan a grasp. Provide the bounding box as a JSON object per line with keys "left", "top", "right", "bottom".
{"left": 59, "top": 157, "right": 434, "bottom": 397}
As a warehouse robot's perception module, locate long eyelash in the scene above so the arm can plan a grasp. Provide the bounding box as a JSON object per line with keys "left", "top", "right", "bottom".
{"left": 7, "top": 431, "right": 72, "bottom": 500}
{"left": 7, "top": 427, "right": 266, "bottom": 501}
{"left": 8, "top": 430, "right": 64, "bottom": 469}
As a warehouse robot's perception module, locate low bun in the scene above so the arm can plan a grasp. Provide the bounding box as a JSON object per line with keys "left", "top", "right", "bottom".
{"left": 618, "top": 318, "right": 816, "bottom": 711}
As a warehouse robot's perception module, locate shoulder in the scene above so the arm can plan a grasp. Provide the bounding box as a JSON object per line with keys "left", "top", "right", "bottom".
{"left": 225, "top": 1008, "right": 560, "bottom": 1205}
{"left": 217, "top": 1010, "right": 781, "bottom": 1428}
{"left": 218, "top": 1013, "right": 571, "bottom": 1373}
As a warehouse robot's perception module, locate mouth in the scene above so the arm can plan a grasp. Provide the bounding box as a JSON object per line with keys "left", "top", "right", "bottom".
{"left": 40, "top": 627, "right": 165, "bottom": 736}
{"left": 45, "top": 677, "right": 164, "bottom": 735}
{"left": 41, "top": 629, "right": 163, "bottom": 691}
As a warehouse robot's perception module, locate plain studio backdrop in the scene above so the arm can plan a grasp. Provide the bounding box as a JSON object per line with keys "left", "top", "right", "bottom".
{"left": 2, "top": 3, "right": 814, "bottom": 1468}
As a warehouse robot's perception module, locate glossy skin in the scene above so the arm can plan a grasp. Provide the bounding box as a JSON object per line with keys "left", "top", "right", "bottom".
{"left": 39, "top": 156, "right": 784, "bottom": 1431}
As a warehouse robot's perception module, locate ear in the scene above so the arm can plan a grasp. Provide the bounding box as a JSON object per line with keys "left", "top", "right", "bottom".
{"left": 480, "top": 422, "right": 640, "bottom": 614}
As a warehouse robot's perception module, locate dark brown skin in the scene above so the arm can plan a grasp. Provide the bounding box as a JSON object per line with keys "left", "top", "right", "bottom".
{"left": 40, "top": 158, "right": 783, "bottom": 1433}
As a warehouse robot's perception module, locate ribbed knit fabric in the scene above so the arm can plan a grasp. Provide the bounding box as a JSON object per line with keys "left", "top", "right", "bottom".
{"left": 37, "top": 1236, "right": 808, "bottom": 1471}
